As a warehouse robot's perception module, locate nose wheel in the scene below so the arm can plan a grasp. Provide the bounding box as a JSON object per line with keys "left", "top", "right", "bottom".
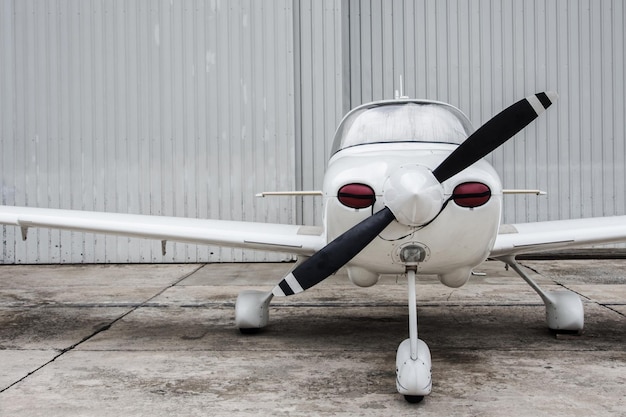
{"left": 396, "top": 267, "right": 432, "bottom": 402}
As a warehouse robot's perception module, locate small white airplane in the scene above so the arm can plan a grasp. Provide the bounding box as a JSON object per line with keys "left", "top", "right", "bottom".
{"left": 2, "top": 92, "right": 626, "bottom": 403}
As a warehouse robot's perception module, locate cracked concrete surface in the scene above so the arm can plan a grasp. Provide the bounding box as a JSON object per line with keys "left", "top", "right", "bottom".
{"left": 0, "top": 260, "right": 625, "bottom": 416}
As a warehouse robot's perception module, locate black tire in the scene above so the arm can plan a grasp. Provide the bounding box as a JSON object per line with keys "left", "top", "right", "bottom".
{"left": 239, "top": 327, "right": 261, "bottom": 335}
{"left": 404, "top": 395, "right": 424, "bottom": 404}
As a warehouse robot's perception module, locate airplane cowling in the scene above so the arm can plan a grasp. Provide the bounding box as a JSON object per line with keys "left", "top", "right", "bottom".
{"left": 438, "top": 266, "right": 472, "bottom": 288}
{"left": 347, "top": 266, "right": 380, "bottom": 287}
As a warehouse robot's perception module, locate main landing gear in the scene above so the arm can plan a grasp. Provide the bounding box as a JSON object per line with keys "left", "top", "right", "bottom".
{"left": 500, "top": 256, "right": 584, "bottom": 333}
{"left": 235, "top": 290, "right": 273, "bottom": 333}
{"left": 233, "top": 258, "right": 583, "bottom": 404}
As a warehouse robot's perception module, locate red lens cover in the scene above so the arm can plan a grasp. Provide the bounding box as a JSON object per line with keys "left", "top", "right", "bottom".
{"left": 338, "top": 183, "right": 376, "bottom": 209}
{"left": 452, "top": 182, "right": 491, "bottom": 208}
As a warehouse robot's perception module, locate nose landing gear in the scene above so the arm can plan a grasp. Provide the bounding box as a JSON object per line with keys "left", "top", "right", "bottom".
{"left": 396, "top": 267, "right": 432, "bottom": 403}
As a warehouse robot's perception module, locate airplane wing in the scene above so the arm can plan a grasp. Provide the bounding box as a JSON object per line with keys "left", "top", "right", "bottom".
{"left": 0, "top": 206, "right": 325, "bottom": 256}
{"left": 490, "top": 216, "right": 626, "bottom": 258}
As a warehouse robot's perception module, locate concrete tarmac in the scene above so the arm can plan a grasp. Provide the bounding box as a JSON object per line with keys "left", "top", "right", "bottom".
{"left": 0, "top": 260, "right": 625, "bottom": 416}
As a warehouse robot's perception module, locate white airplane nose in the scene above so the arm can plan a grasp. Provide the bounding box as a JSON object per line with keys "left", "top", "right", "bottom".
{"left": 383, "top": 165, "right": 444, "bottom": 227}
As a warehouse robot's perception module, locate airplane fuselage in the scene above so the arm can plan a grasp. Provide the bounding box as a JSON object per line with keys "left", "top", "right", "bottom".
{"left": 324, "top": 143, "right": 502, "bottom": 288}
{"left": 321, "top": 100, "right": 503, "bottom": 288}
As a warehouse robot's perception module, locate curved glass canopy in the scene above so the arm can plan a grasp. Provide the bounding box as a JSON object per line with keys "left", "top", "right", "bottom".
{"left": 331, "top": 100, "right": 474, "bottom": 155}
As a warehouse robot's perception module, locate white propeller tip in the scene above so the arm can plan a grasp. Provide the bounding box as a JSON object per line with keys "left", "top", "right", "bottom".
{"left": 546, "top": 91, "right": 559, "bottom": 103}
{"left": 527, "top": 91, "right": 559, "bottom": 116}
{"left": 272, "top": 286, "right": 286, "bottom": 297}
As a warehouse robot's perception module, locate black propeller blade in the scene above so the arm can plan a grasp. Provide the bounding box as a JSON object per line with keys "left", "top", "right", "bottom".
{"left": 273, "top": 207, "right": 396, "bottom": 296}
{"left": 273, "top": 92, "right": 558, "bottom": 297}
{"left": 433, "top": 92, "right": 558, "bottom": 183}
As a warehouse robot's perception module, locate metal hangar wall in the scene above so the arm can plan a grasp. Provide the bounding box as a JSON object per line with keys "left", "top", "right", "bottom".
{"left": 1, "top": 0, "right": 624, "bottom": 263}
{"left": 1, "top": 0, "right": 299, "bottom": 263}
{"left": 343, "top": 0, "right": 626, "bottom": 231}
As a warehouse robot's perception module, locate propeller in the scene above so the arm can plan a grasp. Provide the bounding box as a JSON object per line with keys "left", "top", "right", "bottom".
{"left": 432, "top": 91, "right": 558, "bottom": 183}
{"left": 273, "top": 92, "right": 558, "bottom": 297}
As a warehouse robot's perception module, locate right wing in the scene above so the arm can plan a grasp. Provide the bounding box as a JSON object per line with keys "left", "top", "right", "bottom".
{"left": 0, "top": 206, "right": 325, "bottom": 256}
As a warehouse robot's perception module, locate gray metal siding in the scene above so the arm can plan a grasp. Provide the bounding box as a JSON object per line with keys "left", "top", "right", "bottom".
{"left": 345, "top": 0, "right": 626, "bottom": 225}
{"left": 1, "top": 0, "right": 625, "bottom": 263}
{"left": 1, "top": 0, "right": 296, "bottom": 263}
{"left": 294, "top": 0, "right": 347, "bottom": 226}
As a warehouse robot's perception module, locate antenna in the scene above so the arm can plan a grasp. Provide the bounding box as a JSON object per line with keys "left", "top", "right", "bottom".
{"left": 395, "top": 75, "right": 409, "bottom": 100}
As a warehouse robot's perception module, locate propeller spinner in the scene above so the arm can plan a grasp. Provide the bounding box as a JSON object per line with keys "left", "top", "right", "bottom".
{"left": 273, "top": 91, "right": 558, "bottom": 297}
{"left": 382, "top": 164, "right": 444, "bottom": 227}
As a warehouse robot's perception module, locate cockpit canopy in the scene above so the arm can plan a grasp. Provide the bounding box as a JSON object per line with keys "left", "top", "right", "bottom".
{"left": 331, "top": 100, "right": 474, "bottom": 155}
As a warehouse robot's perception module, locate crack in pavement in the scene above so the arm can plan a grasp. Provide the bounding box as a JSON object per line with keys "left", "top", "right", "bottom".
{"left": 0, "top": 264, "right": 206, "bottom": 393}
{"left": 519, "top": 261, "right": 626, "bottom": 320}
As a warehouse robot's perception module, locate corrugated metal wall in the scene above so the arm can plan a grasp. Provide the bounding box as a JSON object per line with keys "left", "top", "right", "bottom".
{"left": 0, "top": 0, "right": 296, "bottom": 263}
{"left": 1, "top": 0, "right": 625, "bottom": 263}
{"left": 346, "top": 0, "right": 626, "bottom": 225}
{"left": 294, "top": 0, "right": 348, "bottom": 226}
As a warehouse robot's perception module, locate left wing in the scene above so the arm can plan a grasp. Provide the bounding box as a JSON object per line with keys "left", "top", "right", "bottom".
{"left": 490, "top": 216, "right": 626, "bottom": 258}
{"left": 0, "top": 206, "right": 325, "bottom": 256}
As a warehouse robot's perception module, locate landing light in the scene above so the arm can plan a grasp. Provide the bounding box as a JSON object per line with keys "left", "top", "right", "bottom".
{"left": 338, "top": 183, "right": 376, "bottom": 209}
{"left": 399, "top": 245, "right": 427, "bottom": 264}
{"left": 452, "top": 182, "right": 491, "bottom": 208}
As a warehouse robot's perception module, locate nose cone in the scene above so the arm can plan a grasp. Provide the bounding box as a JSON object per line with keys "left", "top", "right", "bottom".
{"left": 383, "top": 165, "right": 444, "bottom": 226}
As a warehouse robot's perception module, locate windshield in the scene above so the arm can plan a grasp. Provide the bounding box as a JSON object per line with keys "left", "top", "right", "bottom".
{"left": 331, "top": 100, "right": 474, "bottom": 155}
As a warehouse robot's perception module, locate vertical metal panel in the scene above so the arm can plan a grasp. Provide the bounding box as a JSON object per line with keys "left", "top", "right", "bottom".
{"left": 294, "top": 0, "right": 345, "bottom": 226}
{"left": 0, "top": 0, "right": 16, "bottom": 262}
{"left": 3, "top": 0, "right": 626, "bottom": 264}
{"left": 346, "top": 0, "right": 626, "bottom": 227}
{"left": 1, "top": 0, "right": 296, "bottom": 263}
